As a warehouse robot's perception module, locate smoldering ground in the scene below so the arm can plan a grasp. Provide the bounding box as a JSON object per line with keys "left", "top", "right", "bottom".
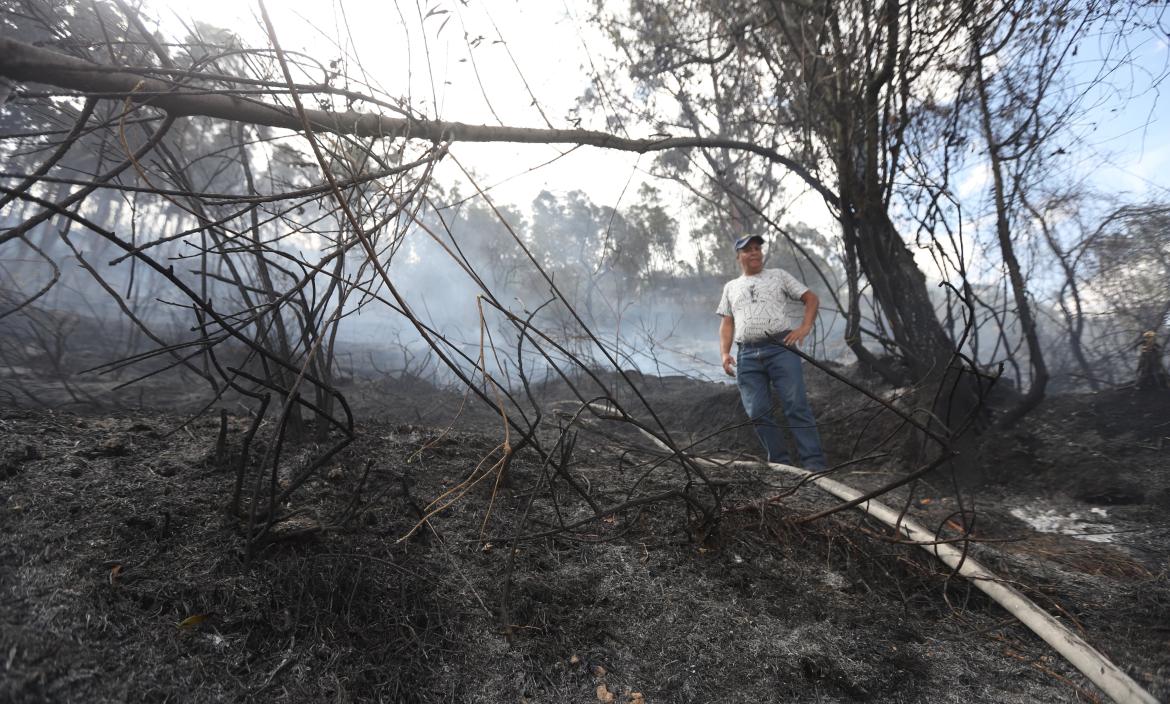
{"left": 3, "top": 332, "right": 1168, "bottom": 702}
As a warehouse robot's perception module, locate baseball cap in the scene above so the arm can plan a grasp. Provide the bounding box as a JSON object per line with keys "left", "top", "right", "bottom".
{"left": 734, "top": 234, "right": 765, "bottom": 251}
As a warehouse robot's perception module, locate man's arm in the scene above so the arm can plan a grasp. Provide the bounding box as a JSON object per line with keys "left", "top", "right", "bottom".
{"left": 783, "top": 290, "right": 820, "bottom": 347}
{"left": 720, "top": 315, "right": 736, "bottom": 377}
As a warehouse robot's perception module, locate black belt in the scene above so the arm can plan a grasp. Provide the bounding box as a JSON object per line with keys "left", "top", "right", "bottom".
{"left": 739, "top": 331, "right": 791, "bottom": 348}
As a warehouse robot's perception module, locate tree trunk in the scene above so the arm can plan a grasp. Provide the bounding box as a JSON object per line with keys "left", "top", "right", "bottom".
{"left": 971, "top": 19, "right": 1049, "bottom": 427}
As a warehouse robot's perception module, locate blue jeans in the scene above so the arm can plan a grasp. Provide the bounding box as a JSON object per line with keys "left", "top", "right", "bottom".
{"left": 736, "top": 341, "right": 826, "bottom": 469}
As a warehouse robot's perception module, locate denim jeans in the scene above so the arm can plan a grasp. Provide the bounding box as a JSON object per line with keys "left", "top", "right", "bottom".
{"left": 736, "top": 341, "right": 827, "bottom": 469}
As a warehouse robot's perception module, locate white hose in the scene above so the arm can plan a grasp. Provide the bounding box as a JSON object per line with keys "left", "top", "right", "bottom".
{"left": 751, "top": 460, "right": 1158, "bottom": 704}
{"left": 612, "top": 408, "right": 1157, "bottom": 704}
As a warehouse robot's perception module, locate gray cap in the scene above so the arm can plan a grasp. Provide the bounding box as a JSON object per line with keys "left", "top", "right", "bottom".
{"left": 734, "top": 234, "right": 764, "bottom": 250}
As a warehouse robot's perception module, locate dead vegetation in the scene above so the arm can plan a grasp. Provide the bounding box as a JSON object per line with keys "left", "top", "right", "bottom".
{"left": 1, "top": 6, "right": 1168, "bottom": 698}
{"left": 2, "top": 368, "right": 1167, "bottom": 703}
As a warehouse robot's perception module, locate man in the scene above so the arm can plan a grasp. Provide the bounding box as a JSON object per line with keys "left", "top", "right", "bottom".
{"left": 1136, "top": 330, "right": 1168, "bottom": 390}
{"left": 717, "top": 234, "right": 827, "bottom": 469}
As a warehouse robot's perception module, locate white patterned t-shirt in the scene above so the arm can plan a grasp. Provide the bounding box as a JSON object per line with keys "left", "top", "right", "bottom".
{"left": 716, "top": 268, "right": 810, "bottom": 343}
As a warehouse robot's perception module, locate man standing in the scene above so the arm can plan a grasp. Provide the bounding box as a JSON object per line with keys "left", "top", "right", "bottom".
{"left": 717, "top": 234, "right": 827, "bottom": 469}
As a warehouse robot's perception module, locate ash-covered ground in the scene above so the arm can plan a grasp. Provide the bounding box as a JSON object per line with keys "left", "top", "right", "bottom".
{"left": 2, "top": 363, "right": 1168, "bottom": 703}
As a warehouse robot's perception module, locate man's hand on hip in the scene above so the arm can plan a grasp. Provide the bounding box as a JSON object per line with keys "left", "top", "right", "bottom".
{"left": 784, "top": 325, "right": 813, "bottom": 347}
{"left": 721, "top": 352, "right": 736, "bottom": 377}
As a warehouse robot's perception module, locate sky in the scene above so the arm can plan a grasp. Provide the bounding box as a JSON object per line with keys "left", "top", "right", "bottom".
{"left": 142, "top": 0, "right": 1169, "bottom": 259}
{"left": 147, "top": 0, "right": 664, "bottom": 214}
{"left": 142, "top": 0, "right": 850, "bottom": 265}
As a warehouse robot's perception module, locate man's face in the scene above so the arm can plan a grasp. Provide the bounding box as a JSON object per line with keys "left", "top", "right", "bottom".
{"left": 737, "top": 241, "right": 765, "bottom": 274}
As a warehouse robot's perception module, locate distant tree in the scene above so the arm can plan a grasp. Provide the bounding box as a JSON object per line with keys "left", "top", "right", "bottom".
{"left": 434, "top": 192, "right": 530, "bottom": 293}
{"left": 602, "top": 183, "right": 678, "bottom": 284}
{"left": 1025, "top": 191, "right": 1101, "bottom": 391}
{"left": 1084, "top": 204, "right": 1170, "bottom": 343}
{"left": 530, "top": 190, "right": 603, "bottom": 273}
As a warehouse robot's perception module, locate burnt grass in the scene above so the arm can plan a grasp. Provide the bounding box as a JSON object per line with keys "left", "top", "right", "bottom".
{"left": 2, "top": 368, "right": 1169, "bottom": 703}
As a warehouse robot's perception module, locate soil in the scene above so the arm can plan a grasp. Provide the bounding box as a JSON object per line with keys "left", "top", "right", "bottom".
{"left": 2, "top": 363, "right": 1169, "bottom": 703}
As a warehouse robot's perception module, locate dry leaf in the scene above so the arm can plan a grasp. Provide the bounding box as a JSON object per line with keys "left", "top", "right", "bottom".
{"left": 569, "top": 654, "right": 581, "bottom": 666}
{"left": 176, "top": 614, "right": 209, "bottom": 629}
{"left": 629, "top": 692, "right": 645, "bottom": 704}
{"left": 595, "top": 684, "right": 614, "bottom": 702}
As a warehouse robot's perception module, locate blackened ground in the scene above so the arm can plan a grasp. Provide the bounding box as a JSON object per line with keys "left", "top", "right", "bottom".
{"left": 1, "top": 369, "right": 1168, "bottom": 703}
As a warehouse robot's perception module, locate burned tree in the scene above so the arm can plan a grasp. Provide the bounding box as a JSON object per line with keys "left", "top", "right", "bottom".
{"left": 0, "top": 2, "right": 742, "bottom": 551}
{"left": 593, "top": 0, "right": 1168, "bottom": 436}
